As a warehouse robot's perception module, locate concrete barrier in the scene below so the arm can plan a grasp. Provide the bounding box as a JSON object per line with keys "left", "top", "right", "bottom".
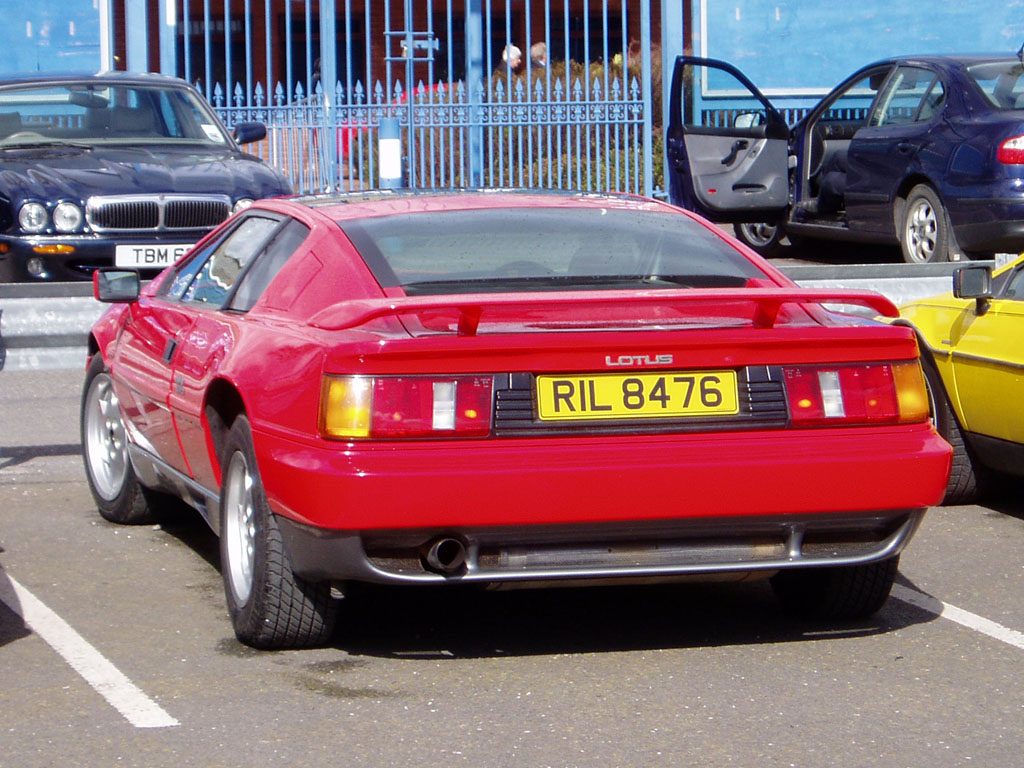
{"left": 0, "top": 262, "right": 980, "bottom": 372}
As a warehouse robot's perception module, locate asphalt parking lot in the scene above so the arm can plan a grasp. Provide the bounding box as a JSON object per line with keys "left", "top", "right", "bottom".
{"left": 1, "top": 368, "right": 1022, "bottom": 768}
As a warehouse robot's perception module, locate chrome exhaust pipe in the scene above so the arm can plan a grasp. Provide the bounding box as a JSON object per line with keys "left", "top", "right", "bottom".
{"left": 425, "top": 537, "right": 467, "bottom": 574}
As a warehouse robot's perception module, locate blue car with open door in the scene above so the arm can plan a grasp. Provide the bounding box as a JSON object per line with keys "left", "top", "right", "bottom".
{"left": 667, "top": 54, "right": 1024, "bottom": 263}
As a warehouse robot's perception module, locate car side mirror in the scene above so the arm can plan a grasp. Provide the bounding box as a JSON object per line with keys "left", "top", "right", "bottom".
{"left": 93, "top": 269, "right": 140, "bottom": 303}
{"left": 733, "top": 110, "right": 764, "bottom": 129}
{"left": 952, "top": 265, "right": 992, "bottom": 315}
{"left": 233, "top": 122, "right": 267, "bottom": 145}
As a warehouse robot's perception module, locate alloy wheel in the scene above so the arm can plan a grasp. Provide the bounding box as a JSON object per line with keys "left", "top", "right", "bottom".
{"left": 904, "top": 199, "right": 938, "bottom": 263}
{"left": 223, "top": 451, "right": 257, "bottom": 606}
{"left": 84, "top": 373, "right": 129, "bottom": 500}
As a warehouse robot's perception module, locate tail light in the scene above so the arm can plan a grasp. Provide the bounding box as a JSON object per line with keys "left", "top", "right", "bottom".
{"left": 997, "top": 135, "right": 1024, "bottom": 164}
{"left": 320, "top": 375, "right": 494, "bottom": 439}
{"left": 783, "top": 361, "right": 929, "bottom": 427}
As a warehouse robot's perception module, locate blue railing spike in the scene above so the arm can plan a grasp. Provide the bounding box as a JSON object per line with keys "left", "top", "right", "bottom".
{"left": 212, "top": 82, "right": 224, "bottom": 107}
{"left": 273, "top": 82, "right": 285, "bottom": 106}
{"left": 294, "top": 82, "right": 305, "bottom": 100}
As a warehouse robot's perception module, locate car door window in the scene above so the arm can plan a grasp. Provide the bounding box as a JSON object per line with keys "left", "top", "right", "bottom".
{"left": 181, "top": 216, "right": 280, "bottom": 307}
{"left": 869, "top": 67, "right": 942, "bottom": 127}
{"left": 1003, "top": 266, "right": 1024, "bottom": 300}
{"left": 228, "top": 219, "right": 311, "bottom": 311}
{"left": 679, "top": 63, "right": 773, "bottom": 131}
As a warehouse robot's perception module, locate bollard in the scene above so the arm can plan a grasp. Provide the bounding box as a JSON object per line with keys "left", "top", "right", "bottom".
{"left": 378, "top": 118, "right": 402, "bottom": 189}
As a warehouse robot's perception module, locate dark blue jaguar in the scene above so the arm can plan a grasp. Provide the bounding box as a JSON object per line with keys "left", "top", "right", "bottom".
{"left": 0, "top": 72, "right": 290, "bottom": 282}
{"left": 668, "top": 54, "right": 1024, "bottom": 262}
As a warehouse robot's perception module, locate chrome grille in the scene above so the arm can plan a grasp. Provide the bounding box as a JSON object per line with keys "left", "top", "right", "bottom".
{"left": 86, "top": 195, "right": 232, "bottom": 233}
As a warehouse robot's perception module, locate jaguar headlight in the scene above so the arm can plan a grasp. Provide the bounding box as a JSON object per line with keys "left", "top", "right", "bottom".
{"left": 53, "top": 201, "right": 84, "bottom": 233}
{"left": 232, "top": 198, "right": 255, "bottom": 214}
{"left": 18, "top": 202, "right": 48, "bottom": 233}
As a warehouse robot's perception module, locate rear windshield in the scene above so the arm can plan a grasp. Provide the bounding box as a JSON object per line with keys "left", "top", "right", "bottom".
{"left": 966, "top": 61, "right": 1024, "bottom": 110}
{"left": 339, "top": 207, "right": 768, "bottom": 295}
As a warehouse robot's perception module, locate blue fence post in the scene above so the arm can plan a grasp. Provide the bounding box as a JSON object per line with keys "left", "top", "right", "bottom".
{"left": 125, "top": 0, "right": 148, "bottom": 72}
{"left": 661, "top": 0, "right": 685, "bottom": 199}
{"left": 158, "top": 0, "right": 178, "bottom": 75}
{"left": 319, "top": 0, "right": 338, "bottom": 191}
{"left": 379, "top": 117, "right": 402, "bottom": 188}
{"left": 99, "top": 0, "right": 115, "bottom": 71}
{"left": 465, "top": 0, "right": 483, "bottom": 188}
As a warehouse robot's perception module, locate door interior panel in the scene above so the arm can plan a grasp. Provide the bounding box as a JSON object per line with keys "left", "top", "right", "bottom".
{"left": 682, "top": 134, "right": 788, "bottom": 212}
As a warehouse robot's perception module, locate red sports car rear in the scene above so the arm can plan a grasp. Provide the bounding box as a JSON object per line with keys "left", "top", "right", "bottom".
{"left": 82, "top": 191, "right": 951, "bottom": 648}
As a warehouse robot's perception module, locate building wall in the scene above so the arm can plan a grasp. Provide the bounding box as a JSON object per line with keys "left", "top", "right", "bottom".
{"left": 0, "top": 0, "right": 101, "bottom": 74}
{"left": 693, "top": 0, "right": 1024, "bottom": 108}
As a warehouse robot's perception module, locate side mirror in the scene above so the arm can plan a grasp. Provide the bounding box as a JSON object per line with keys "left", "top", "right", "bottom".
{"left": 733, "top": 110, "right": 765, "bottom": 129}
{"left": 93, "top": 269, "right": 140, "bottom": 303}
{"left": 232, "top": 122, "right": 267, "bottom": 145}
{"left": 952, "top": 265, "right": 992, "bottom": 315}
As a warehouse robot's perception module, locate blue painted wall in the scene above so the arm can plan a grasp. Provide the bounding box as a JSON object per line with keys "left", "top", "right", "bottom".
{"left": 694, "top": 0, "right": 1024, "bottom": 107}
{"left": 0, "top": 0, "right": 100, "bottom": 75}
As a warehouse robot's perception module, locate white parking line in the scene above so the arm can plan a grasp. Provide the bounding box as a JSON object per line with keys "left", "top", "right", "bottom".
{"left": 0, "top": 574, "right": 179, "bottom": 729}
{"left": 892, "top": 584, "right": 1024, "bottom": 651}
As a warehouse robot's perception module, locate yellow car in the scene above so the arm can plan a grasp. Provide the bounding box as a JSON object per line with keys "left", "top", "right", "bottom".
{"left": 897, "top": 254, "right": 1024, "bottom": 504}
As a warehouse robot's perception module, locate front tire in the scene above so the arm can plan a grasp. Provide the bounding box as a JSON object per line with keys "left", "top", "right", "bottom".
{"left": 771, "top": 557, "right": 900, "bottom": 620}
{"left": 900, "top": 185, "right": 950, "bottom": 264}
{"left": 220, "top": 415, "right": 338, "bottom": 649}
{"left": 733, "top": 222, "right": 787, "bottom": 257}
{"left": 81, "top": 355, "right": 160, "bottom": 525}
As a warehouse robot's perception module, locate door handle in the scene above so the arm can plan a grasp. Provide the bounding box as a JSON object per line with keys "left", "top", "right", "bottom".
{"left": 721, "top": 139, "right": 750, "bottom": 165}
{"left": 162, "top": 338, "right": 178, "bottom": 363}
{"left": 897, "top": 141, "right": 917, "bottom": 156}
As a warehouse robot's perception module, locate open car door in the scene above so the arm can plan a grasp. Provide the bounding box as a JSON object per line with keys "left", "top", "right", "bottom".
{"left": 667, "top": 56, "right": 790, "bottom": 223}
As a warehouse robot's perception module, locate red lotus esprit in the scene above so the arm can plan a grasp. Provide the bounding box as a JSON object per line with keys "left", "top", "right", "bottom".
{"left": 81, "top": 191, "right": 951, "bottom": 649}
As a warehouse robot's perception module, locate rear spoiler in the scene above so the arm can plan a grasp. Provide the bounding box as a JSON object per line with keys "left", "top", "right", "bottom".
{"left": 308, "top": 288, "right": 899, "bottom": 336}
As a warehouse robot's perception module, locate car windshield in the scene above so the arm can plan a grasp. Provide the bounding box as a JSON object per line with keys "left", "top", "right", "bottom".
{"left": 340, "top": 207, "right": 769, "bottom": 295}
{"left": 965, "top": 61, "right": 1024, "bottom": 110}
{"left": 0, "top": 82, "right": 232, "bottom": 147}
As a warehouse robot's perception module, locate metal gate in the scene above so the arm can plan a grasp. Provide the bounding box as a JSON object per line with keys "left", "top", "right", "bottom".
{"left": 109, "top": 0, "right": 656, "bottom": 196}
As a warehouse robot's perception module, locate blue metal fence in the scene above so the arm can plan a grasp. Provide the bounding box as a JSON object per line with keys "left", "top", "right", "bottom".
{"left": 128, "top": 0, "right": 656, "bottom": 197}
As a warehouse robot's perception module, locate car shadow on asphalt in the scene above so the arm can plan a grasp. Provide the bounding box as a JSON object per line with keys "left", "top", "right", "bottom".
{"left": 0, "top": 561, "right": 32, "bottom": 649}
{"left": 0, "top": 443, "right": 82, "bottom": 470}
{"left": 331, "top": 575, "right": 940, "bottom": 660}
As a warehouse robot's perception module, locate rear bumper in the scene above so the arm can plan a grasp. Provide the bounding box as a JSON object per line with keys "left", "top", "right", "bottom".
{"left": 256, "top": 423, "right": 949, "bottom": 584}
{"left": 948, "top": 196, "right": 1024, "bottom": 253}
{"left": 256, "top": 423, "right": 951, "bottom": 531}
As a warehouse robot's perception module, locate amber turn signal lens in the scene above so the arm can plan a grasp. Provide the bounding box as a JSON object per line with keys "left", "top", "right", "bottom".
{"left": 893, "top": 361, "right": 930, "bottom": 423}
{"left": 320, "top": 376, "right": 372, "bottom": 439}
{"left": 32, "top": 244, "right": 76, "bottom": 255}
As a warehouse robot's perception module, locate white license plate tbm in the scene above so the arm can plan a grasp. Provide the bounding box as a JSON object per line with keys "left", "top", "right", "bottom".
{"left": 114, "top": 243, "right": 192, "bottom": 268}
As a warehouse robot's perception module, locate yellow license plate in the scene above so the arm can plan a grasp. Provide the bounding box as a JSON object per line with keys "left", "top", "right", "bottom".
{"left": 536, "top": 370, "right": 739, "bottom": 421}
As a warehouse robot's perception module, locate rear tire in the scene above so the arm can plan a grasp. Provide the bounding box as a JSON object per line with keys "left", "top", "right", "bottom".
{"left": 732, "top": 222, "right": 787, "bottom": 257}
{"left": 900, "top": 185, "right": 950, "bottom": 264}
{"left": 81, "top": 355, "right": 161, "bottom": 525}
{"left": 921, "top": 353, "right": 979, "bottom": 504}
{"left": 771, "top": 557, "right": 900, "bottom": 620}
{"left": 219, "top": 415, "right": 338, "bottom": 649}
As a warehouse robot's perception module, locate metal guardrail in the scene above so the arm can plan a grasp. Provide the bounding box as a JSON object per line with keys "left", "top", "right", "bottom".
{"left": 0, "top": 262, "right": 981, "bottom": 372}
